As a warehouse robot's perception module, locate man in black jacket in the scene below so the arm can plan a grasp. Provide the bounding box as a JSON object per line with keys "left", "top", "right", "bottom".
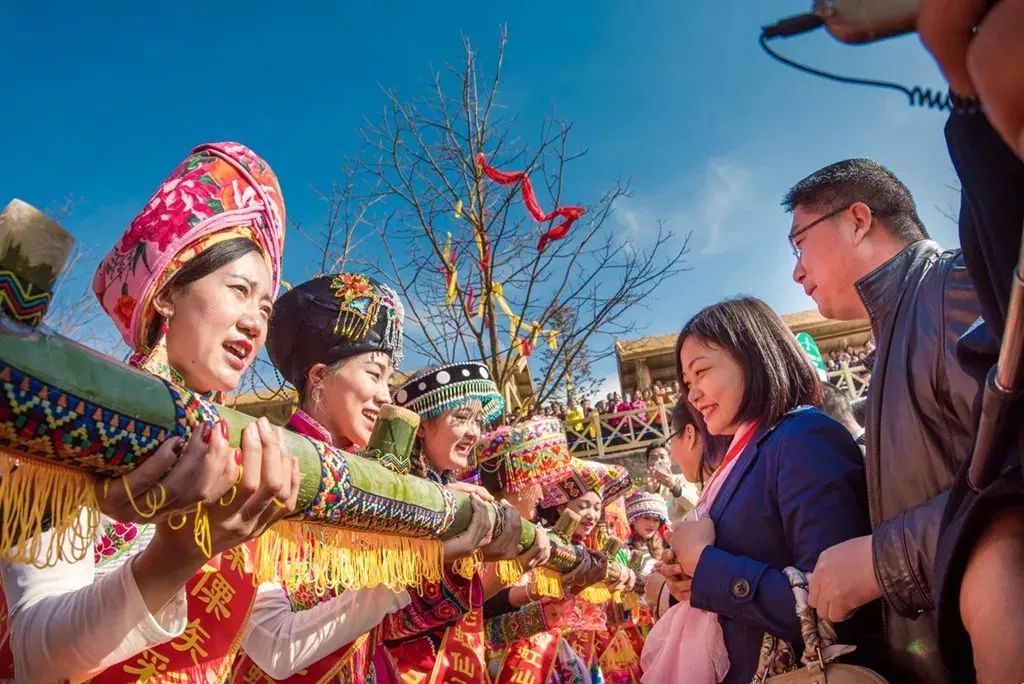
{"left": 781, "top": 159, "right": 982, "bottom": 683}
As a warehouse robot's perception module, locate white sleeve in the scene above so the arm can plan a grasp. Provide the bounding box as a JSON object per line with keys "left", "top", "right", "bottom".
{"left": 2, "top": 531, "right": 187, "bottom": 682}
{"left": 241, "top": 583, "right": 412, "bottom": 680}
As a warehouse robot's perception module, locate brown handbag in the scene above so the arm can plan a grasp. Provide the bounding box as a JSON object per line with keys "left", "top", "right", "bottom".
{"left": 752, "top": 568, "right": 888, "bottom": 684}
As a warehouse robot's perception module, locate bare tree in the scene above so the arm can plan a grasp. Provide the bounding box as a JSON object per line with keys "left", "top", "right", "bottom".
{"left": 324, "top": 30, "right": 690, "bottom": 413}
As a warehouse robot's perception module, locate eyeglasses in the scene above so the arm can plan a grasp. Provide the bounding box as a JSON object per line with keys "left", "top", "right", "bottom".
{"left": 788, "top": 205, "right": 849, "bottom": 259}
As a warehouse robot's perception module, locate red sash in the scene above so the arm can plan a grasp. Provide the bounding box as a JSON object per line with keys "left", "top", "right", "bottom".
{"left": 564, "top": 630, "right": 596, "bottom": 670}
{"left": 597, "top": 627, "right": 642, "bottom": 684}
{"left": 0, "top": 588, "right": 14, "bottom": 680}
{"left": 391, "top": 605, "right": 488, "bottom": 684}
{"left": 494, "top": 631, "right": 561, "bottom": 684}
{"left": 618, "top": 624, "right": 645, "bottom": 666}
{"left": 229, "top": 632, "right": 373, "bottom": 684}
{"left": 87, "top": 541, "right": 259, "bottom": 683}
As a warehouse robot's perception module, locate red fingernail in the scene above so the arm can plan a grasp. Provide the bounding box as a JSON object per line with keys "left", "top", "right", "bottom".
{"left": 173, "top": 437, "right": 185, "bottom": 455}
{"left": 201, "top": 423, "right": 213, "bottom": 444}
{"left": 234, "top": 448, "right": 243, "bottom": 465}
{"left": 219, "top": 419, "right": 230, "bottom": 440}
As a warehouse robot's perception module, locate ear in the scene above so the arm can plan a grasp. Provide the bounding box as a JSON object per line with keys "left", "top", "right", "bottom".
{"left": 152, "top": 287, "right": 176, "bottom": 320}
{"left": 306, "top": 363, "right": 328, "bottom": 391}
{"left": 849, "top": 201, "right": 874, "bottom": 247}
{"left": 684, "top": 424, "right": 697, "bottom": 446}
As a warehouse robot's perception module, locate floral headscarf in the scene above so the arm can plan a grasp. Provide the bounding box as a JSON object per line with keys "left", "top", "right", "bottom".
{"left": 93, "top": 142, "right": 286, "bottom": 353}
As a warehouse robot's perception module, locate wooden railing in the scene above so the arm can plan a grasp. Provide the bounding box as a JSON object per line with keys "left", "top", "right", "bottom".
{"left": 563, "top": 364, "right": 872, "bottom": 459}
{"left": 563, "top": 404, "right": 672, "bottom": 460}
{"left": 827, "top": 362, "right": 871, "bottom": 399}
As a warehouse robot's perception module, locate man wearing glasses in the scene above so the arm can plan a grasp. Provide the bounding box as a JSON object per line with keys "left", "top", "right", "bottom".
{"left": 781, "top": 158, "right": 982, "bottom": 684}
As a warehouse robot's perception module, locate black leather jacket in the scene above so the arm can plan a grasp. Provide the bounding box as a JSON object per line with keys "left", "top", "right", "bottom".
{"left": 858, "top": 240, "right": 982, "bottom": 683}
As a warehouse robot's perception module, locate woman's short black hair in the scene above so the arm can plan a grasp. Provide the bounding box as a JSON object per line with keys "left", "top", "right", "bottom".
{"left": 674, "top": 296, "right": 822, "bottom": 429}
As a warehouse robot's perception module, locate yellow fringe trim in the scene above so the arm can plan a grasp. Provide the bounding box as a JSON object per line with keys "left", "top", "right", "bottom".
{"left": 495, "top": 558, "right": 524, "bottom": 586}
{"left": 256, "top": 519, "right": 444, "bottom": 594}
{"left": 0, "top": 455, "right": 99, "bottom": 567}
{"left": 453, "top": 550, "right": 483, "bottom": 579}
{"left": 612, "top": 589, "right": 624, "bottom": 605}
{"left": 531, "top": 566, "right": 563, "bottom": 598}
{"left": 576, "top": 582, "right": 613, "bottom": 604}
{"left": 622, "top": 591, "right": 640, "bottom": 613}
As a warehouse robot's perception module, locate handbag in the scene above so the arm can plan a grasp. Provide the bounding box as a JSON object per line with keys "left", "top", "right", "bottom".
{"left": 753, "top": 567, "right": 888, "bottom": 684}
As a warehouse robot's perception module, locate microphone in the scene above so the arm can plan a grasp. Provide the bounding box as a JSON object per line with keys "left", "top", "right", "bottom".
{"left": 763, "top": 0, "right": 918, "bottom": 44}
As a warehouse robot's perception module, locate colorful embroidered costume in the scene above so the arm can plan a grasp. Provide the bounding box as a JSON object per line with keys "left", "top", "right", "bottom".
{"left": 235, "top": 274, "right": 480, "bottom": 683}
{"left": 382, "top": 362, "right": 509, "bottom": 683}
{"left": 475, "top": 418, "right": 599, "bottom": 684}
{"left": 0, "top": 141, "right": 285, "bottom": 683}
{"left": 540, "top": 459, "right": 643, "bottom": 684}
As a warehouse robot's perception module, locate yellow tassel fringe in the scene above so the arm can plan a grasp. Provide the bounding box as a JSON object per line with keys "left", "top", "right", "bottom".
{"left": 256, "top": 519, "right": 444, "bottom": 594}
{"left": 495, "top": 558, "right": 524, "bottom": 586}
{"left": 0, "top": 455, "right": 99, "bottom": 567}
{"left": 622, "top": 591, "right": 640, "bottom": 613}
{"left": 453, "top": 550, "right": 483, "bottom": 579}
{"left": 577, "top": 582, "right": 613, "bottom": 604}
{"left": 531, "top": 566, "right": 563, "bottom": 598}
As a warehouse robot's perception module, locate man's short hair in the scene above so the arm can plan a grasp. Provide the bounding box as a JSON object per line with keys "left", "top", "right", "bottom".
{"left": 644, "top": 442, "right": 667, "bottom": 462}
{"left": 783, "top": 158, "right": 929, "bottom": 244}
{"left": 819, "top": 382, "right": 857, "bottom": 427}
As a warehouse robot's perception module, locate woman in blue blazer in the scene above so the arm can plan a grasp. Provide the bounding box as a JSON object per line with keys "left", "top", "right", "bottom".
{"left": 661, "top": 297, "right": 874, "bottom": 684}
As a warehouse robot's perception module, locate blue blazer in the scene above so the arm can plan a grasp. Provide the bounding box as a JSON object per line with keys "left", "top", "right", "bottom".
{"left": 688, "top": 407, "right": 871, "bottom": 684}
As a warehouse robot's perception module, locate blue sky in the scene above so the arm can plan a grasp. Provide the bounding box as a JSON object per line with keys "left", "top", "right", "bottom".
{"left": 2, "top": 2, "right": 960, "bottom": 391}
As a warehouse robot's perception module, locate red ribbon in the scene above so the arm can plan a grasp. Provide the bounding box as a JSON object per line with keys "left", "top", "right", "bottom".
{"left": 477, "top": 152, "right": 586, "bottom": 252}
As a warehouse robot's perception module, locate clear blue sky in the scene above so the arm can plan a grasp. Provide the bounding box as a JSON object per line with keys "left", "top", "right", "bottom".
{"left": 2, "top": 1, "right": 960, "bottom": 390}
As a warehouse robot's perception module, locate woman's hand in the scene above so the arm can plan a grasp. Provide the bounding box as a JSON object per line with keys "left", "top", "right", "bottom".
{"left": 657, "top": 548, "right": 693, "bottom": 603}
{"left": 568, "top": 550, "right": 608, "bottom": 591}
{"left": 480, "top": 502, "right": 523, "bottom": 561}
{"left": 443, "top": 493, "right": 493, "bottom": 562}
{"left": 516, "top": 525, "right": 551, "bottom": 571}
{"left": 132, "top": 417, "right": 300, "bottom": 613}
{"left": 96, "top": 420, "right": 238, "bottom": 524}
{"left": 669, "top": 516, "right": 715, "bottom": 576}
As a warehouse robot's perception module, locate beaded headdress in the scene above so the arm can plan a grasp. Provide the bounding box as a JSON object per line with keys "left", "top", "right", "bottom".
{"left": 394, "top": 362, "right": 504, "bottom": 427}
{"left": 267, "top": 273, "right": 405, "bottom": 388}
{"left": 625, "top": 490, "right": 669, "bottom": 525}
{"left": 541, "top": 457, "right": 633, "bottom": 509}
{"left": 476, "top": 417, "right": 573, "bottom": 493}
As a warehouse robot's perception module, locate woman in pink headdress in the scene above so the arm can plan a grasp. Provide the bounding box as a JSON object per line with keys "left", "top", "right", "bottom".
{"left": 0, "top": 142, "right": 299, "bottom": 683}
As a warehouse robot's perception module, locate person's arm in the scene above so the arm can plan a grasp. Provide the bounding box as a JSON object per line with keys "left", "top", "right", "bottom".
{"left": 871, "top": 492, "right": 949, "bottom": 616}
{"left": 484, "top": 598, "right": 573, "bottom": 647}
{"left": 945, "top": 104, "right": 1024, "bottom": 339}
{"left": 3, "top": 519, "right": 188, "bottom": 683}
{"left": 241, "top": 583, "right": 410, "bottom": 679}
{"left": 689, "top": 417, "right": 868, "bottom": 642}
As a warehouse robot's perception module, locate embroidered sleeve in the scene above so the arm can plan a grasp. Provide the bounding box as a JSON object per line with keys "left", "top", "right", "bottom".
{"left": 484, "top": 601, "right": 550, "bottom": 647}
{"left": 379, "top": 570, "right": 476, "bottom": 642}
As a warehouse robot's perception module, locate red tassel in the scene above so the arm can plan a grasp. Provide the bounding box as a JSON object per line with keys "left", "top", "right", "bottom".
{"left": 521, "top": 335, "right": 535, "bottom": 357}
{"left": 478, "top": 241, "right": 491, "bottom": 274}
{"left": 477, "top": 152, "right": 586, "bottom": 253}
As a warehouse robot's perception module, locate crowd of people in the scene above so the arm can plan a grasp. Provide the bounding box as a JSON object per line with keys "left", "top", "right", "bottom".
{"left": 0, "top": 4, "right": 1021, "bottom": 683}
{"left": 824, "top": 339, "right": 874, "bottom": 372}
